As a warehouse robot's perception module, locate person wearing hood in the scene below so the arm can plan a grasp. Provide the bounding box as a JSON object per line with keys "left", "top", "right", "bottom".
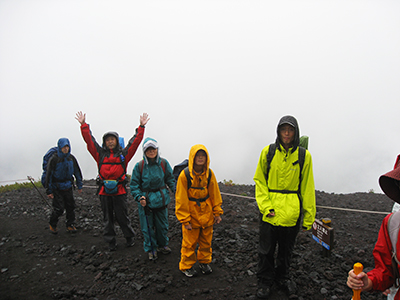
{"left": 175, "top": 145, "right": 223, "bottom": 277}
{"left": 347, "top": 155, "right": 400, "bottom": 300}
{"left": 75, "top": 111, "right": 149, "bottom": 251}
{"left": 130, "top": 138, "right": 176, "bottom": 260}
{"left": 45, "top": 138, "right": 83, "bottom": 234}
{"left": 253, "top": 115, "right": 316, "bottom": 298}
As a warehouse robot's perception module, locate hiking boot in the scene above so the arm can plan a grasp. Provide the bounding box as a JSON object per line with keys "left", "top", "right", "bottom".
{"left": 256, "top": 286, "right": 271, "bottom": 299}
{"left": 49, "top": 225, "right": 58, "bottom": 235}
{"left": 126, "top": 237, "right": 135, "bottom": 247}
{"left": 148, "top": 251, "right": 158, "bottom": 261}
{"left": 66, "top": 225, "right": 77, "bottom": 233}
{"left": 276, "top": 279, "right": 288, "bottom": 290}
{"left": 199, "top": 263, "right": 212, "bottom": 275}
{"left": 181, "top": 267, "right": 198, "bottom": 278}
{"left": 109, "top": 242, "right": 117, "bottom": 252}
{"left": 276, "top": 279, "right": 295, "bottom": 295}
{"left": 157, "top": 246, "right": 171, "bottom": 255}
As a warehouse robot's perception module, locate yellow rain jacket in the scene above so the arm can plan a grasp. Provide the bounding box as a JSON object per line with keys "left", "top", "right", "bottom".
{"left": 175, "top": 144, "right": 223, "bottom": 228}
{"left": 254, "top": 144, "right": 316, "bottom": 230}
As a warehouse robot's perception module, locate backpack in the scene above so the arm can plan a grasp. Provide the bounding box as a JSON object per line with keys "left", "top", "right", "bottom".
{"left": 173, "top": 159, "right": 211, "bottom": 189}
{"left": 173, "top": 159, "right": 212, "bottom": 206}
{"left": 265, "top": 135, "right": 309, "bottom": 189}
{"left": 98, "top": 152, "right": 126, "bottom": 180}
{"left": 173, "top": 159, "right": 188, "bottom": 189}
{"left": 41, "top": 147, "right": 58, "bottom": 186}
{"left": 137, "top": 158, "right": 168, "bottom": 210}
{"left": 138, "top": 158, "right": 166, "bottom": 176}
{"left": 265, "top": 145, "right": 306, "bottom": 189}
{"left": 96, "top": 153, "right": 127, "bottom": 194}
{"left": 387, "top": 210, "right": 400, "bottom": 288}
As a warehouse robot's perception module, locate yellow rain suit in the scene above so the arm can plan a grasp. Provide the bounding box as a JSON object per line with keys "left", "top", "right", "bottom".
{"left": 175, "top": 144, "right": 223, "bottom": 271}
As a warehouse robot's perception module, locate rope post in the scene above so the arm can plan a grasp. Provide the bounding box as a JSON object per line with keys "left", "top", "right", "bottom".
{"left": 321, "top": 218, "right": 334, "bottom": 257}
{"left": 311, "top": 218, "right": 334, "bottom": 258}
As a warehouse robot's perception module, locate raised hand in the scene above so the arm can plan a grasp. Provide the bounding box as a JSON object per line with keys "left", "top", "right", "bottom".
{"left": 140, "top": 113, "right": 150, "bottom": 126}
{"left": 75, "top": 111, "right": 86, "bottom": 125}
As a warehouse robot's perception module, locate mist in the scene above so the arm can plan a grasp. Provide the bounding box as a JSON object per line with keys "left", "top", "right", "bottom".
{"left": 1, "top": 1, "right": 399, "bottom": 194}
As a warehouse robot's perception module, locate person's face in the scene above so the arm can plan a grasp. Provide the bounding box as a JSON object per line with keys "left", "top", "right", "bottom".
{"left": 279, "top": 124, "right": 295, "bottom": 148}
{"left": 61, "top": 145, "right": 70, "bottom": 154}
{"left": 105, "top": 136, "right": 117, "bottom": 149}
{"left": 145, "top": 147, "right": 158, "bottom": 159}
{"left": 194, "top": 151, "right": 207, "bottom": 167}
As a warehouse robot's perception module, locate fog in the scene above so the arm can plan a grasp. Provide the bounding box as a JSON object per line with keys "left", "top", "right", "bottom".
{"left": 1, "top": 1, "right": 399, "bottom": 194}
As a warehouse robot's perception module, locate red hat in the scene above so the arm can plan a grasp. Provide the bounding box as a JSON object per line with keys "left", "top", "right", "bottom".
{"left": 379, "top": 155, "right": 400, "bottom": 203}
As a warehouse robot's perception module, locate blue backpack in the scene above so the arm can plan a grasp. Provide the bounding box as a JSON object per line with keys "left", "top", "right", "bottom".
{"left": 41, "top": 147, "right": 58, "bottom": 187}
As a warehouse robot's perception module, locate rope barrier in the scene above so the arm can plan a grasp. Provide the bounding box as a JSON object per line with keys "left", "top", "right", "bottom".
{"left": 81, "top": 185, "right": 391, "bottom": 215}
{"left": 219, "top": 192, "right": 390, "bottom": 215}
{"left": 222, "top": 192, "right": 391, "bottom": 215}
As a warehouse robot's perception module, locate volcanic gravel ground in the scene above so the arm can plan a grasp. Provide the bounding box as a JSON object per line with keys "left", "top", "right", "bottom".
{"left": 0, "top": 181, "right": 395, "bottom": 300}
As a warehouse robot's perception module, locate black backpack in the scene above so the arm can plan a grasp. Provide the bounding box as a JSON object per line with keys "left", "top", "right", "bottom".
{"left": 173, "top": 159, "right": 212, "bottom": 206}
{"left": 265, "top": 144, "right": 306, "bottom": 189}
{"left": 265, "top": 135, "right": 309, "bottom": 189}
{"left": 173, "top": 159, "right": 188, "bottom": 189}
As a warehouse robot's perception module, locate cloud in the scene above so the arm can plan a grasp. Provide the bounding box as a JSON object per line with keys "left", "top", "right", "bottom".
{"left": 1, "top": 1, "right": 399, "bottom": 194}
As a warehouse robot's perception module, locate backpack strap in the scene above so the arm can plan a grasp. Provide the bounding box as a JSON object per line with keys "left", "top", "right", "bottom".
{"left": 160, "top": 158, "right": 166, "bottom": 173}
{"left": 297, "top": 146, "right": 306, "bottom": 192}
{"left": 388, "top": 210, "right": 400, "bottom": 288}
{"left": 139, "top": 158, "right": 168, "bottom": 209}
{"left": 98, "top": 153, "right": 126, "bottom": 182}
{"left": 139, "top": 158, "right": 166, "bottom": 176}
{"left": 184, "top": 167, "right": 212, "bottom": 206}
{"left": 266, "top": 145, "right": 305, "bottom": 193}
{"left": 265, "top": 144, "right": 276, "bottom": 185}
{"left": 266, "top": 145, "right": 306, "bottom": 222}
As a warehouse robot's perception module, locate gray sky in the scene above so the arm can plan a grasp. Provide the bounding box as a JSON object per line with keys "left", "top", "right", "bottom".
{"left": 1, "top": 1, "right": 399, "bottom": 194}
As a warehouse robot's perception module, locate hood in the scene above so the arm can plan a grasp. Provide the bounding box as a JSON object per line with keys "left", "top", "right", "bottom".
{"left": 188, "top": 144, "right": 210, "bottom": 176}
{"left": 57, "top": 138, "right": 71, "bottom": 158}
{"left": 275, "top": 115, "right": 300, "bottom": 152}
{"left": 142, "top": 137, "right": 160, "bottom": 164}
{"left": 102, "top": 131, "right": 120, "bottom": 150}
{"left": 379, "top": 155, "right": 400, "bottom": 203}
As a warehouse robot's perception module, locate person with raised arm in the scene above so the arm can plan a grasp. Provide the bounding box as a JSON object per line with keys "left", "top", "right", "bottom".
{"left": 75, "top": 111, "right": 149, "bottom": 251}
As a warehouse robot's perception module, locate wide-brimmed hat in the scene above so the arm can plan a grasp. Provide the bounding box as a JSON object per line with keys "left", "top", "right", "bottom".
{"left": 379, "top": 155, "right": 400, "bottom": 203}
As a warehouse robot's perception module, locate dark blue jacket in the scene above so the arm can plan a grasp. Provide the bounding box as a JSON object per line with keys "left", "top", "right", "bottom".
{"left": 45, "top": 138, "right": 83, "bottom": 194}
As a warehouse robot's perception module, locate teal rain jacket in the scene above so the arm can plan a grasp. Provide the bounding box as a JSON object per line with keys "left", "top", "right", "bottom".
{"left": 130, "top": 137, "right": 175, "bottom": 209}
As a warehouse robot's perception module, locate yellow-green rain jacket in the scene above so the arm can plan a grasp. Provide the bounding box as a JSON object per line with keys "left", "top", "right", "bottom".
{"left": 175, "top": 144, "right": 223, "bottom": 229}
{"left": 254, "top": 120, "right": 316, "bottom": 230}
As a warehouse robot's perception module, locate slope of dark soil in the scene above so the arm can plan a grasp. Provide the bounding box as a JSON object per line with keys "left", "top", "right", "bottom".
{"left": 0, "top": 181, "right": 394, "bottom": 300}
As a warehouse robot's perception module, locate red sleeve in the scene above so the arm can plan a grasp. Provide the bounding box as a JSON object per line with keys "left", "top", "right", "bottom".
{"left": 123, "top": 126, "right": 145, "bottom": 163}
{"left": 80, "top": 123, "right": 100, "bottom": 163}
{"left": 367, "top": 214, "right": 396, "bottom": 291}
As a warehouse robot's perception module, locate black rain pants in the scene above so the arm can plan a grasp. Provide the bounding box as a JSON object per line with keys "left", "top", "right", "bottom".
{"left": 257, "top": 213, "right": 300, "bottom": 288}
{"left": 99, "top": 193, "right": 135, "bottom": 245}
{"left": 49, "top": 188, "right": 75, "bottom": 228}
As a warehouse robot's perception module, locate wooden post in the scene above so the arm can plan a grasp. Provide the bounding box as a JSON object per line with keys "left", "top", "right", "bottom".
{"left": 322, "top": 218, "right": 334, "bottom": 257}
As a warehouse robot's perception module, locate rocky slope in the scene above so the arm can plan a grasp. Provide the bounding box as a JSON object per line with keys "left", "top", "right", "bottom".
{"left": 0, "top": 181, "right": 394, "bottom": 300}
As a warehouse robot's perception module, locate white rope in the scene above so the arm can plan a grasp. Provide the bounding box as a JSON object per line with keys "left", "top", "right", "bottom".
{"left": 220, "top": 192, "right": 390, "bottom": 215}
{"left": 79, "top": 186, "right": 391, "bottom": 215}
